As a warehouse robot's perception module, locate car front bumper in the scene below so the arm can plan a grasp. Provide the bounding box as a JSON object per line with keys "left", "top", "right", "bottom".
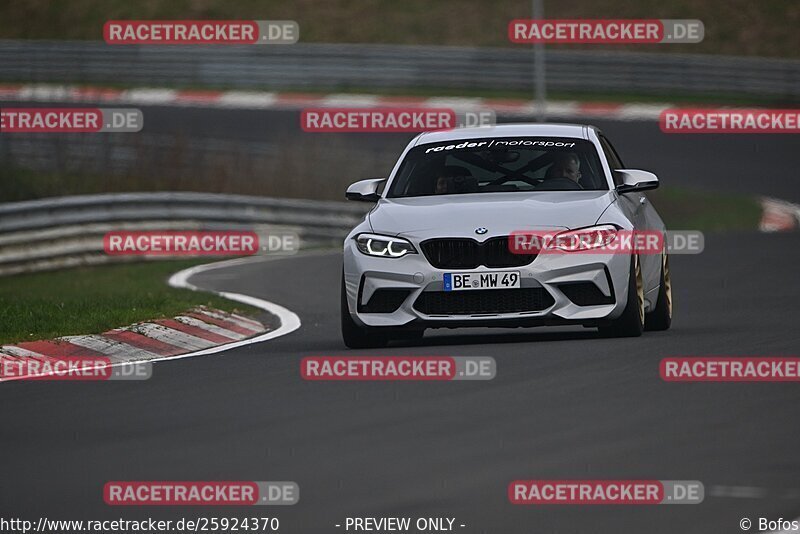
{"left": 343, "top": 238, "right": 632, "bottom": 329}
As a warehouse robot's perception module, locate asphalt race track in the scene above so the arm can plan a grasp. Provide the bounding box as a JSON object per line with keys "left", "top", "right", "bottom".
{"left": 1, "top": 104, "right": 800, "bottom": 533}
{"left": 2, "top": 233, "right": 799, "bottom": 533}
{"left": 128, "top": 106, "right": 800, "bottom": 202}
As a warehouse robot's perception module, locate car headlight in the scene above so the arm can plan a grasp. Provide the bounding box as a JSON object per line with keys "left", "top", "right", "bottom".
{"left": 355, "top": 233, "right": 417, "bottom": 258}
{"left": 547, "top": 225, "right": 619, "bottom": 252}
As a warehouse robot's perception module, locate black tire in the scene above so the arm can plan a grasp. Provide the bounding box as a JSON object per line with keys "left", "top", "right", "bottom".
{"left": 645, "top": 253, "right": 672, "bottom": 331}
{"left": 598, "top": 255, "right": 644, "bottom": 338}
{"left": 341, "top": 275, "right": 389, "bottom": 349}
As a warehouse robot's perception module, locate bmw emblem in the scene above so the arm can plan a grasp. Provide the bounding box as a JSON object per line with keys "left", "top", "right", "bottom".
{"left": 475, "top": 227, "right": 488, "bottom": 235}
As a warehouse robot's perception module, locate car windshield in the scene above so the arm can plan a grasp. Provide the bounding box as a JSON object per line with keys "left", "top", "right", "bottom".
{"left": 387, "top": 137, "right": 608, "bottom": 197}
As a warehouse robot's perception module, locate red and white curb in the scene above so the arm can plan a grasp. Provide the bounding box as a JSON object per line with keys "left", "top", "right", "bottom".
{"left": 0, "top": 256, "right": 302, "bottom": 381}
{"left": 760, "top": 197, "right": 800, "bottom": 232}
{"left": 0, "top": 306, "right": 265, "bottom": 380}
{"left": 0, "top": 83, "right": 670, "bottom": 121}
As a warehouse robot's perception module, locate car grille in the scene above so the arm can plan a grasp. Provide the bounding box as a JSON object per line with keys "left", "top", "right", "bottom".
{"left": 413, "top": 288, "right": 554, "bottom": 315}
{"left": 420, "top": 237, "right": 536, "bottom": 269}
{"left": 558, "top": 282, "right": 615, "bottom": 306}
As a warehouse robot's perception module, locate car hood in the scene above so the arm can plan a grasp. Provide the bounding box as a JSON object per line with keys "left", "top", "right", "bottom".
{"left": 369, "top": 191, "right": 616, "bottom": 240}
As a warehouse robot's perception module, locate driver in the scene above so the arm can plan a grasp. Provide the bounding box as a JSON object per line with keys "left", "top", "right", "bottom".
{"left": 545, "top": 152, "right": 582, "bottom": 184}
{"left": 435, "top": 175, "right": 454, "bottom": 194}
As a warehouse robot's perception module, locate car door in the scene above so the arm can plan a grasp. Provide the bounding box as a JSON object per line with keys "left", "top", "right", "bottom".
{"left": 598, "top": 134, "right": 661, "bottom": 292}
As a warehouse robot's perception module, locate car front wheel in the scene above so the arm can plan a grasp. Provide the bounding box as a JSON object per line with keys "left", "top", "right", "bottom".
{"left": 598, "top": 255, "right": 645, "bottom": 338}
{"left": 645, "top": 253, "right": 672, "bottom": 331}
{"left": 341, "top": 275, "right": 389, "bottom": 349}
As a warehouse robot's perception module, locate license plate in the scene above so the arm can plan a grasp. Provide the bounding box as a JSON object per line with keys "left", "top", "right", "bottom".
{"left": 444, "top": 271, "right": 521, "bottom": 291}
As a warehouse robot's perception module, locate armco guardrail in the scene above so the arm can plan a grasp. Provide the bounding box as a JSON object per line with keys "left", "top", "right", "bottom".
{"left": 0, "top": 192, "right": 369, "bottom": 276}
{"left": 1, "top": 40, "right": 798, "bottom": 98}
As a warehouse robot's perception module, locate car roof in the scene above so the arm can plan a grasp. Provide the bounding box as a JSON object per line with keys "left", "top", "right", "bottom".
{"left": 414, "top": 123, "right": 594, "bottom": 146}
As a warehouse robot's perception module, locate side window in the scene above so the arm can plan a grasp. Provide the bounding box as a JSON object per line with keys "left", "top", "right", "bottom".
{"left": 599, "top": 135, "right": 625, "bottom": 185}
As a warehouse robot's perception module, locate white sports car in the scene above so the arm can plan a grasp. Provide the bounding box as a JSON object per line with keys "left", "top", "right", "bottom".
{"left": 341, "top": 123, "right": 672, "bottom": 348}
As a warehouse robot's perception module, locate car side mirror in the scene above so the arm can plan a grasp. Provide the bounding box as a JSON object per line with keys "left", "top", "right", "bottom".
{"left": 346, "top": 178, "right": 385, "bottom": 202}
{"left": 614, "top": 169, "right": 659, "bottom": 194}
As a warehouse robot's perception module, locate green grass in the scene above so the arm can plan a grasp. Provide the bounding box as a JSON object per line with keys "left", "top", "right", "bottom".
{"left": 649, "top": 187, "right": 761, "bottom": 231}
{"left": 0, "top": 166, "right": 115, "bottom": 203}
{"left": 0, "top": 0, "right": 798, "bottom": 58}
{"left": 0, "top": 259, "right": 260, "bottom": 345}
